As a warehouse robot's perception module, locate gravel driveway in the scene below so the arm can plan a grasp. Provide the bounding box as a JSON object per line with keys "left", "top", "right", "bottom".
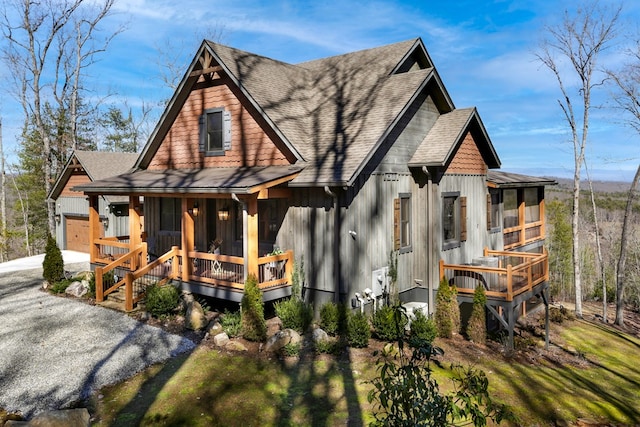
{"left": 0, "top": 263, "right": 195, "bottom": 417}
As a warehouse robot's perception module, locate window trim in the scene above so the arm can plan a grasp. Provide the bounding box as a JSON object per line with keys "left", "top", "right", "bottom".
{"left": 399, "top": 193, "right": 412, "bottom": 253}
{"left": 199, "top": 107, "right": 231, "bottom": 156}
{"left": 488, "top": 189, "right": 502, "bottom": 233}
{"left": 159, "top": 197, "right": 181, "bottom": 233}
{"left": 442, "top": 191, "right": 462, "bottom": 250}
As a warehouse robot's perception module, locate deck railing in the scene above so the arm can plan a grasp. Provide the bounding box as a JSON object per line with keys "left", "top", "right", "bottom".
{"left": 503, "top": 221, "right": 544, "bottom": 250}
{"left": 95, "top": 242, "right": 147, "bottom": 303}
{"left": 439, "top": 248, "right": 548, "bottom": 301}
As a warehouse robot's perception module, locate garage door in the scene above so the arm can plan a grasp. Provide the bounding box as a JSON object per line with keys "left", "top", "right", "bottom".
{"left": 65, "top": 216, "right": 101, "bottom": 253}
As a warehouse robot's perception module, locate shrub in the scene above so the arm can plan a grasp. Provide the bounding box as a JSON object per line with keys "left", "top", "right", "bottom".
{"left": 372, "top": 305, "right": 408, "bottom": 342}
{"left": 347, "top": 311, "right": 370, "bottom": 348}
{"left": 409, "top": 311, "right": 437, "bottom": 345}
{"left": 280, "top": 342, "right": 301, "bottom": 357}
{"left": 435, "top": 277, "right": 460, "bottom": 338}
{"left": 274, "top": 297, "right": 313, "bottom": 333}
{"left": 241, "top": 274, "right": 267, "bottom": 342}
{"left": 49, "top": 279, "right": 71, "bottom": 294}
{"left": 368, "top": 313, "right": 516, "bottom": 426}
{"left": 320, "top": 302, "right": 340, "bottom": 336}
{"left": 314, "top": 339, "right": 342, "bottom": 355}
{"left": 145, "top": 283, "right": 180, "bottom": 317}
{"left": 220, "top": 310, "right": 242, "bottom": 338}
{"left": 87, "top": 274, "right": 96, "bottom": 298}
{"left": 42, "top": 234, "right": 64, "bottom": 284}
{"left": 466, "top": 285, "right": 487, "bottom": 344}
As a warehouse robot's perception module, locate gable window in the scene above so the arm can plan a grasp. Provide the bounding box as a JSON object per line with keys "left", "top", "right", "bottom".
{"left": 442, "top": 192, "right": 466, "bottom": 250}
{"left": 160, "top": 198, "right": 181, "bottom": 232}
{"left": 199, "top": 108, "right": 231, "bottom": 156}
{"left": 393, "top": 194, "right": 412, "bottom": 252}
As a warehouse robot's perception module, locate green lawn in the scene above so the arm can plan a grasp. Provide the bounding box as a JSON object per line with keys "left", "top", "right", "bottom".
{"left": 89, "top": 318, "right": 640, "bottom": 426}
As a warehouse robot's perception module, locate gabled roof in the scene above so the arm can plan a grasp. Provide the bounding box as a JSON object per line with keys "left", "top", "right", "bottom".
{"left": 134, "top": 37, "right": 463, "bottom": 187}
{"left": 49, "top": 150, "right": 139, "bottom": 202}
{"left": 408, "top": 108, "right": 500, "bottom": 169}
{"left": 487, "top": 170, "right": 557, "bottom": 188}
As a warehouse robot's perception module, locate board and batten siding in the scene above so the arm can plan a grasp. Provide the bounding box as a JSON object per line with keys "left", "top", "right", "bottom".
{"left": 436, "top": 174, "right": 495, "bottom": 266}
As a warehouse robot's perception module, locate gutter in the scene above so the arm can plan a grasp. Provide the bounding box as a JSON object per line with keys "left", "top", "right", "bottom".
{"left": 324, "top": 186, "right": 341, "bottom": 303}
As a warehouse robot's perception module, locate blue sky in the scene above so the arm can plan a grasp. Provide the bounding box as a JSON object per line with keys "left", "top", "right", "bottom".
{"left": 1, "top": 0, "right": 639, "bottom": 181}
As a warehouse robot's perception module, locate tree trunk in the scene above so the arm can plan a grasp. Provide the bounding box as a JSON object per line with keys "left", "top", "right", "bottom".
{"left": 615, "top": 164, "right": 640, "bottom": 326}
{"left": 0, "top": 118, "right": 6, "bottom": 262}
{"left": 572, "top": 169, "right": 583, "bottom": 318}
{"left": 586, "top": 163, "right": 606, "bottom": 322}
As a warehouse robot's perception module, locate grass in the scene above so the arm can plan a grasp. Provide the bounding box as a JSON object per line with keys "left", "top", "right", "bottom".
{"left": 89, "top": 317, "right": 640, "bottom": 426}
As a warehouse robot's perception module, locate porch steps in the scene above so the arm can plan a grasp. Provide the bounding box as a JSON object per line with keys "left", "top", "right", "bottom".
{"left": 98, "top": 287, "right": 142, "bottom": 312}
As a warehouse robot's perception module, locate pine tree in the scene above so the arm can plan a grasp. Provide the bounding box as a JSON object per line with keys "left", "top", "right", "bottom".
{"left": 466, "top": 285, "right": 487, "bottom": 344}
{"left": 42, "top": 234, "right": 64, "bottom": 284}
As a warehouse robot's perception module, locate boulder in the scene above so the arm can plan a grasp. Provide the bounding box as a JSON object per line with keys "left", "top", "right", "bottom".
{"left": 207, "top": 320, "right": 224, "bottom": 336}
{"left": 73, "top": 271, "right": 93, "bottom": 282}
{"left": 213, "top": 332, "right": 230, "bottom": 347}
{"left": 65, "top": 281, "right": 88, "bottom": 298}
{"left": 266, "top": 317, "right": 282, "bottom": 336}
{"left": 311, "top": 328, "right": 329, "bottom": 343}
{"left": 225, "top": 341, "right": 248, "bottom": 352}
{"left": 185, "top": 300, "right": 207, "bottom": 331}
{"left": 265, "top": 329, "right": 301, "bottom": 353}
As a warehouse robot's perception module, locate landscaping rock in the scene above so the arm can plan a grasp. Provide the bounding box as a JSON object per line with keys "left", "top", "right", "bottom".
{"left": 41, "top": 281, "right": 50, "bottom": 291}
{"left": 311, "top": 328, "right": 329, "bottom": 343}
{"left": 5, "top": 408, "right": 90, "bottom": 427}
{"left": 213, "top": 332, "right": 230, "bottom": 347}
{"left": 207, "top": 319, "right": 224, "bottom": 336}
{"left": 225, "top": 340, "right": 248, "bottom": 352}
{"left": 265, "top": 328, "right": 301, "bottom": 353}
{"left": 1, "top": 408, "right": 24, "bottom": 424}
{"left": 72, "top": 271, "right": 93, "bottom": 282}
{"left": 65, "top": 281, "right": 88, "bottom": 298}
{"left": 266, "top": 316, "right": 282, "bottom": 336}
{"left": 185, "top": 300, "right": 206, "bottom": 331}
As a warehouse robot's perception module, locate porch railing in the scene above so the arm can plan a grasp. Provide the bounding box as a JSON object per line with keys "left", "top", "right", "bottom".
{"left": 93, "top": 235, "right": 132, "bottom": 265}
{"left": 95, "top": 242, "right": 147, "bottom": 303}
{"left": 439, "top": 248, "right": 548, "bottom": 301}
{"left": 188, "top": 249, "right": 293, "bottom": 290}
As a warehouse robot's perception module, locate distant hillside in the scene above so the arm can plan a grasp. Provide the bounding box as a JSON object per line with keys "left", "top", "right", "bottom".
{"left": 548, "top": 177, "right": 631, "bottom": 194}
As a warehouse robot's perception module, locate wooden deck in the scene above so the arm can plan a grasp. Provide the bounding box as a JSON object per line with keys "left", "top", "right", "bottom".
{"left": 440, "top": 248, "right": 548, "bottom": 302}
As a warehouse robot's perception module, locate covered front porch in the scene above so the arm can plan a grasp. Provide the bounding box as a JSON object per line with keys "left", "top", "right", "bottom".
{"left": 79, "top": 166, "right": 302, "bottom": 311}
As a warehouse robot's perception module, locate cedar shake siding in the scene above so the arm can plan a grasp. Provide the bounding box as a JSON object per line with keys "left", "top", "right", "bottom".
{"left": 149, "top": 83, "right": 292, "bottom": 170}
{"left": 60, "top": 174, "right": 91, "bottom": 197}
{"left": 445, "top": 132, "right": 487, "bottom": 175}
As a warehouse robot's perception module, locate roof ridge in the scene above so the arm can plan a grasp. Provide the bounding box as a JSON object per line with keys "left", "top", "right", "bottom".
{"left": 296, "top": 38, "right": 419, "bottom": 67}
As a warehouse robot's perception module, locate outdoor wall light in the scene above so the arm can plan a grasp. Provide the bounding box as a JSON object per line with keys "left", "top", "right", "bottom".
{"left": 190, "top": 201, "right": 200, "bottom": 218}
{"left": 102, "top": 217, "right": 109, "bottom": 229}
{"left": 218, "top": 206, "right": 230, "bottom": 221}
{"left": 54, "top": 214, "right": 61, "bottom": 224}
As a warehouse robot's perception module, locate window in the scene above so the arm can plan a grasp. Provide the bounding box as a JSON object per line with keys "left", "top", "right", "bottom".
{"left": 259, "top": 199, "right": 285, "bottom": 243}
{"left": 503, "top": 189, "right": 518, "bottom": 229}
{"left": 524, "top": 188, "right": 540, "bottom": 223}
{"left": 199, "top": 108, "right": 231, "bottom": 155}
{"left": 160, "top": 198, "right": 181, "bottom": 232}
{"left": 487, "top": 190, "right": 501, "bottom": 232}
{"left": 442, "top": 192, "right": 466, "bottom": 249}
{"left": 394, "top": 194, "right": 412, "bottom": 251}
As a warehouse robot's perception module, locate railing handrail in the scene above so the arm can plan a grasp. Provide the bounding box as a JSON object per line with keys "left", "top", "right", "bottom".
{"left": 188, "top": 250, "right": 244, "bottom": 265}
{"left": 94, "top": 237, "right": 131, "bottom": 249}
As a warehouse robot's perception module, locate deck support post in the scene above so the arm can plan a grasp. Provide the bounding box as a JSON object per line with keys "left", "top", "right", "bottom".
{"left": 508, "top": 303, "right": 515, "bottom": 351}
{"left": 246, "top": 195, "right": 259, "bottom": 281}
{"left": 542, "top": 286, "right": 550, "bottom": 350}
{"left": 182, "top": 198, "right": 195, "bottom": 282}
{"left": 129, "top": 196, "right": 143, "bottom": 270}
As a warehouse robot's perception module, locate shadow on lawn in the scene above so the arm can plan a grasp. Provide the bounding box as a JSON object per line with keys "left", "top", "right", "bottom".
{"left": 490, "top": 319, "right": 640, "bottom": 425}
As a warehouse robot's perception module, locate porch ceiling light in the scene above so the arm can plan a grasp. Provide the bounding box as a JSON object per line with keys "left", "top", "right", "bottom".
{"left": 218, "top": 206, "right": 230, "bottom": 221}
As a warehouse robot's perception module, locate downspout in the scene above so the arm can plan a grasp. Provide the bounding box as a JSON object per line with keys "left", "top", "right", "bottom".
{"left": 231, "top": 193, "right": 248, "bottom": 282}
{"left": 423, "top": 166, "right": 434, "bottom": 315}
{"left": 324, "top": 186, "right": 341, "bottom": 303}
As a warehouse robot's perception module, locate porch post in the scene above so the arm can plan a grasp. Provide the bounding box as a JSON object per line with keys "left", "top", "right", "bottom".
{"left": 182, "top": 198, "right": 195, "bottom": 281}
{"left": 88, "top": 195, "right": 100, "bottom": 264}
{"left": 246, "top": 195, "right": 259, "bottom": 280}
{"left": 129, "top": 196, "right": 143, "bottom": 270}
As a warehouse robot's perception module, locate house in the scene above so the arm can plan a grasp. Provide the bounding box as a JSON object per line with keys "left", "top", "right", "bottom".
{"left": 49, "top": 150, "right": 139, "bottom": 252}
{"left": 75, "top": 37, "right": 554, "bottom": 346}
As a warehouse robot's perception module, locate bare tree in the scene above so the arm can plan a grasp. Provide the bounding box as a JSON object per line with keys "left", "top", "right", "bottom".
{"left": 607, "top": 40, "right": 640, "bottom": 326}
{"left": 536, "top": 2, "right": 621, "bottom": 317}
{"left": 1, "top": 0, "right": 120, "bottom": 239}
{"left": 0, "top": 118, "right": 6, "bottom": 262}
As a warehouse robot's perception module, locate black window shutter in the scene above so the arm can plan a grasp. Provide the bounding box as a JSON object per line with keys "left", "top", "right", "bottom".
{"left": 223, "top": 110, "right": 232, "bottom": 150}
{"left": 460, "top": 196, "right": 467, "bottom": 242}
{"left": 198, "top": 114, "right": 206, "bottom": 152}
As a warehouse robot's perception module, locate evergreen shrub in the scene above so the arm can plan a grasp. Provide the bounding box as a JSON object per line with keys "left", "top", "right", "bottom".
{"left": 42, "top": 234, "right": 64, "bottom": 284}
{"left": 409, "top": 310, "right": 437, "bottom": 345}
{"left": 466, "top": 285, "right": 487, "bottom": 344}
{"left": 145, "top": 283, "right": 180, "bottom": 317}
{"left": 372, "top": 305, "right": 408, "bottom": 341}
{"left": 274, "top": 297, "right": 313, "bottom": 333}
{"left": 220, "top": 310, "right": 242, "bottom": 337}
{"left": 319, "top": 301, "right": 340, "bottom": 336}
{"left": 347, "top": 311, "right": 370, "bottom": 348}
{"left": 241, "top": 274, "right": 267, "bottom": 342}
